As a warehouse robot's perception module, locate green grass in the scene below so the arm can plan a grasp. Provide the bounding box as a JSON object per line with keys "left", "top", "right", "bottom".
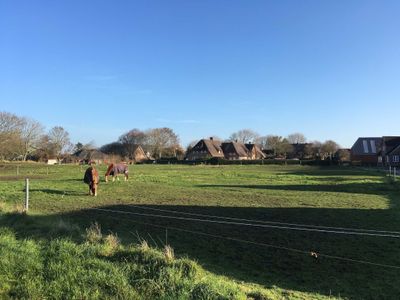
{"left": 0, "top": 163, "right": 399, "bottom": 299}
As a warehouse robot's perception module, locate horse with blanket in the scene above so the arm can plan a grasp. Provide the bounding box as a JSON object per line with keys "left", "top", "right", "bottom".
{"left": 105, "top": 163, "right": 129, "bottom": 182}
{"left": 83, "top": 164, "right": 99, "bottom": 196}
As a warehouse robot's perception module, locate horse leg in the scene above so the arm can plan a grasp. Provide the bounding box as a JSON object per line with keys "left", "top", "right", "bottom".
{"left": 89, "top": 184, "right": 93, "bottom": 195}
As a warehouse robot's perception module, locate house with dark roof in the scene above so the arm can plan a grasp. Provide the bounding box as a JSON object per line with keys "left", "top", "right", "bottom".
{"left": 379, "top": 137, "right": 400, "bottom": 166}
{"left": 185, "top": 138, "right": 224, "bottom": 160}
{"left": 245, "top": 143, "right": 266, "bottom": 159}
{"left": 385, "top": 145, "right": 400, "bottom": 167}
{"left": 351, "top": 136, "right": 400, "bottom": 166}
{"left": 350, "top": 137, "right": 382, "bottom": 164}
{"left": 221, "top": 141, "right": 251, "bottom": 160}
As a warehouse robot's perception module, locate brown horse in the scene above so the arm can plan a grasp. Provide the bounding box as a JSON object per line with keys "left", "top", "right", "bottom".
{"left": 84, "top": 166, "right": 99, "bottom": 196}
{"left": 105, "top": 163, "right": 129, "bottom": 182}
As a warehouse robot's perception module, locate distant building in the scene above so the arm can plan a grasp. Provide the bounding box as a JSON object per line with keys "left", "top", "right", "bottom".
{"left": 350, "top": 137, "right": 382, "bottom": 165}
{"left": 379, "top": 137, "right": 400, "bottom": 167}
{"left": 245, "top": 143, "right": 266, "bottom": 159}
{"left": 185, "top": 137, "right": 224, "bottom": 160}
{"left": 221, "top": 141, "right": 251, "bottom": 160}
{"left": 46, "top": 159, "right": 58, "bottom": 165}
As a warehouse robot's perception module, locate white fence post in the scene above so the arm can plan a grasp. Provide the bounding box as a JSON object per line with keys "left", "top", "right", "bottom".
{"left": 25, "top": 178, "right": 29, "bottom": 212}
{"left": 394, "top": 167, "right": 397, "bottom": 181}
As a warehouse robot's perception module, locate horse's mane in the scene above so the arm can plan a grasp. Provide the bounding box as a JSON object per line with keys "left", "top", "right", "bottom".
{"left": 105, "top": 164, "right": 114, "bottom": 176}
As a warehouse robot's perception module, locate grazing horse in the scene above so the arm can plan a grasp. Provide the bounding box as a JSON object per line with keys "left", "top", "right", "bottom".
{"left": 84, "top": 166, "right": 99, "bottom": 196}
{"left": 105, "top": 163, "right": 129, "bottom": 182}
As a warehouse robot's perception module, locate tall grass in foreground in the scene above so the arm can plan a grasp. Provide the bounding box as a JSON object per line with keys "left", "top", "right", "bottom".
{"left": 0, "top": 225, "right": 274, "bottom": 300}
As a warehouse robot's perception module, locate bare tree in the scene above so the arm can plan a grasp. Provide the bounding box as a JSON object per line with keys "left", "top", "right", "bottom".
{"left": 321, "top": 140, "right": 339, "bottom": 160}
{"left": 145, "top": 127, "right": 180, "bottom": 158}
{"left": 287, "top": 132, "right": 306, "bottom": 144}
{"left": 229, "top": 129, "right": 259, "bottom": 143}
{"left": 19, "top": 117, "right": 45, "bottom": 161}
{"left": 48, "top": 126, "right": 71, "bottom": 159}
{"left": 0, "top": 112, "right": 24, "bottom": 160}
{"left": 264, "top": 135, "right": 293, "bottom": 158}
{"left": 309, "top": 141, "right": 323, "bottom": 159}
{"left": 119, "top": 129, "right": 146, "bottom": 160}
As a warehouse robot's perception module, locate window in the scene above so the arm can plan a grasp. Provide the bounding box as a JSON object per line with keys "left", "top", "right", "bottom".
{"left": 362, "top": 140, "right": 369, "bottom": 153}
{"left": 370, "top": 140, "right": 376, "bottom": 153}
{"left": 393, "top": 155, "right": 399, "bottom": 163}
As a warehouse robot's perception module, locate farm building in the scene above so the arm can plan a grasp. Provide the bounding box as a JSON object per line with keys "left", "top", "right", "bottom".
{"left": 351, "top": 136, "right": 400, "bottom": 166}
{"left": 185, "top": 138, "right": 224, "bottom": 160}
{"left": 350, "top": 137, "right": 382, "bottom": 165}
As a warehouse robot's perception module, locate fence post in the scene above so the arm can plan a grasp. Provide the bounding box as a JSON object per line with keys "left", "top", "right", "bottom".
{"left": 25, "top": 178, "right": 29, "bottom": 212}
{"left": 394, "top": 167, "right": 397, "bottom": 181}
{"left": 389, "top": 166, "right": 392, "bottom": 176}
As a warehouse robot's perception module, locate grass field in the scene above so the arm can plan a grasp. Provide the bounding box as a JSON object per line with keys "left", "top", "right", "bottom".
{"left": 0, "top": 163, "right": 399, "bottom": 299}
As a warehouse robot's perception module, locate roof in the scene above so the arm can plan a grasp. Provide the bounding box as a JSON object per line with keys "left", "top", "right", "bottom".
{"left": 190, "top": 139, "right": 224, "bottom": 157}
{"left": 387, "top": 144, "right": 400, "bottom": 156}
{"left": 245, "top": 143, "right": 266, "bottom": 158}
{"left": 221, "top": 141, "right": 250, "bottom": 158}
{"left": 351, "top": 137, "right": 382, "bottom": 155}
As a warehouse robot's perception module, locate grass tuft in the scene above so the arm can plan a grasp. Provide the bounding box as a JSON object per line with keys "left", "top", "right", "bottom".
{"left": 84, "top": 222, "right": 102, "bottom": 243}
{"left": 164, "top": 244, "right": 175, "bottom": 262}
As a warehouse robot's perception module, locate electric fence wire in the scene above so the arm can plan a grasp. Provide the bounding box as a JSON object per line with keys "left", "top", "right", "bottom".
{"left": 89, "top": 207, "right": 400, "bottom": 238}
{"left": 88, "top": 209, "right": 400, "bottom": 270}
{"left": 126, "top": 204, "right": 400, "bottom": 235}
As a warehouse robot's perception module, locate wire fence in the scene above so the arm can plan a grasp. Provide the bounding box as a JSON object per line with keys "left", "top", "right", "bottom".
{"left": 89, "top": 207, "right": 400, "bottom": 270}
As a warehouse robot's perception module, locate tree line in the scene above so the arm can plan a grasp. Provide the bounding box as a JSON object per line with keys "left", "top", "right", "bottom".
{"left": 0, "top": 111, "right": 343, "bottom": 162}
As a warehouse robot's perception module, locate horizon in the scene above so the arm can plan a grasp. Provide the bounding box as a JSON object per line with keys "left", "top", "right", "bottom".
{"left": 1, "top": 1, "right": 399, "bottom": 148}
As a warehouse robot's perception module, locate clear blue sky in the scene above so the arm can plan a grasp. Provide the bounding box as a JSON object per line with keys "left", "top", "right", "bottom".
{"left": 1, "top": 0, "right": 399, "bottom": 148}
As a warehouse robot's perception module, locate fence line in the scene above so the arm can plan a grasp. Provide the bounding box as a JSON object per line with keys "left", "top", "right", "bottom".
{"left": 91, "top": 210, "right": 400, "bottom": 270}
{"left": 127, "top": 204, "right": 400, "bottom": 235}
{"left": 89, "top": 207, "right": 400, "bottom": 238}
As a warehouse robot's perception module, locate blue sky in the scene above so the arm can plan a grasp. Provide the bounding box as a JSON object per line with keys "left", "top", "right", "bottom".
{"left": 1, "top": 0, "right": 399, "bottom": 148}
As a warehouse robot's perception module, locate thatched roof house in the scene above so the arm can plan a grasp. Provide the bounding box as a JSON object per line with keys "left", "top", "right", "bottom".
{"left": 221, "top": 141, "right": 250, "bottom": 160}
{"left": 185, "top": 137, "right": 224, "bottom": 160}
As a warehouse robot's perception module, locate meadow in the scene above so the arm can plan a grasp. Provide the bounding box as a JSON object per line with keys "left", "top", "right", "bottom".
{"left": 0, "top": 163, "right": 399, "bottom": 299}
